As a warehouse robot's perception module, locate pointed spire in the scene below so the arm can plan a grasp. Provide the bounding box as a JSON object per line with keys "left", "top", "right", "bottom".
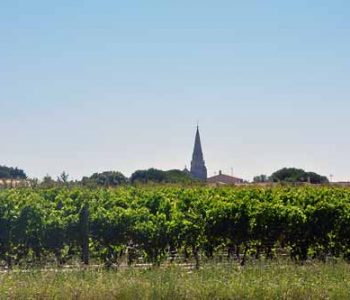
{"left": 190, "top": 125, "right": 207, "bottom": 181}
{"left": 193, "top": 126, "right": 203, "bottom": 161}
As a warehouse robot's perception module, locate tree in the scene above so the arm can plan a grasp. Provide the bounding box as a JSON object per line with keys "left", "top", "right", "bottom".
{"left": 130, "top": 169, "right": 166, "bottom": 184}
{"left": 0, "top": 166, "right": 27, "bottom": 179}
{"left": 270, "top": 168, "right": 328, "bottom": 184}
{"left": 253, "top": 175, "right": 270, "bottom": 183}
{"left": 82, "top": 171, "right": 127, "bottom": 187}
{"left": 130, "top": 168, "right": 193, "bottom": 184}
{"left": 307, "top": 172, "right": 329, "bottom": 184}
{"left": 163, "top": 170, "right": 194, "bottom": 184}
{"left": 58, "top": 171, "right": 69, "bottom": 184}
{"left": 41, "top": 175, "right": 56, "bottom": 188}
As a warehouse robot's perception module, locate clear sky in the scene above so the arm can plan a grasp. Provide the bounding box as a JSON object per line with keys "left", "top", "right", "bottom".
{"left": 1, "top": 0, "right": 349, "bottom": 181}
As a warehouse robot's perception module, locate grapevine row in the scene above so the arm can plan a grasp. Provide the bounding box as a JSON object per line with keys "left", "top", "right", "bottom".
{"left": 0, "top": 186, "right": 349, "bottom": 267}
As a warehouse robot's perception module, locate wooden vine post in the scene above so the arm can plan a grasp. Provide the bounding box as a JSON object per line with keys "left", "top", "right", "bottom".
{"left": 80, "top": 203, "right": 90, "bottom": 265}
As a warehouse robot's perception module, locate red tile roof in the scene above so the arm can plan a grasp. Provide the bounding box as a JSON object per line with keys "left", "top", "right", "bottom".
{"left": 207, "top": 173, "right": 244, "bottom": 185}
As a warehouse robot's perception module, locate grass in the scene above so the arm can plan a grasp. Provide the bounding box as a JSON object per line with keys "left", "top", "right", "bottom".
{"left": 0, "top": 261, "right": 349, "bottom": 299}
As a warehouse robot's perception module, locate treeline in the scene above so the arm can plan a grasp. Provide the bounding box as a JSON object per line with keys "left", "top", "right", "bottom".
{"left": 0, "top": 186, "right": 349, "bottom": 268}
{"left": 254, "top": 168, "right": 329, "bottom": 184}
{"left": 39, "top": 169, "right": 195, "bottom": 188}
{"left": 1, "top": 164, "right": 330, "bottom": 187}
{"left": 0, "top": 162, "right": 196, "bottom": 185}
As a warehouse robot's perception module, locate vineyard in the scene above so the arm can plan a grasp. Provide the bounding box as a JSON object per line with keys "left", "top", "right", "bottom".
{"left": 0, "top": 186, "right": 350, "bottom": 268}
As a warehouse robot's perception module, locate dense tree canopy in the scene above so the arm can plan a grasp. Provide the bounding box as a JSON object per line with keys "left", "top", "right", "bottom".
{"left": 270, "top": 168, "right": 329, "bottom": 184}
{"left": 0, "top": 166, "right": 27, "bottom": 179}
{"left": 82, "top": 171, "right": 128, "bottom": 187}
{"left": 130, "top": 168, "right": 193, "bottom": 184}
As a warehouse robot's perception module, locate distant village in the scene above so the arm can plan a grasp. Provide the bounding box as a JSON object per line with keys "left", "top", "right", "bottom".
{"left": 1, "top": 126, "right": 348, "bottom": 188}
{"left": 184, "top": 126, "right": 244, "bottom": 185}
{"left": 182, "top": 126, "right": 347, "bottom": 186}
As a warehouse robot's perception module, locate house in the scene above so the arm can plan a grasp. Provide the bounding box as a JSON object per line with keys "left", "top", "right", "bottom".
{"left": 0, "top": 179, "right": 27, "bottom": 188}
{"left": 207, "top": 171, "right": 244, "bottom": 185}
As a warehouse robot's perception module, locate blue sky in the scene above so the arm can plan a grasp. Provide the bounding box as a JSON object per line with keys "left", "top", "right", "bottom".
{"left": 1, "top": 0, "right": 349, "bottom": 181}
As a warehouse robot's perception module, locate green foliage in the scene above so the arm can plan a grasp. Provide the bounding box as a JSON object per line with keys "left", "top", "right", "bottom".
{"left": 130, "top": 168, "right": 193, "bottom": 184}
{"left": 165, "top": 169, "right": 194, "bottom": 183}
{"left": 0, "top": 186, "right": 349, "bottom": 267}
{"left": 40, "top": 175, "right": 56, "bottom": 188}
{"left": 270, "top": 167, "right": 329, "bottom": 184}
{"left": 1, "top": 262, "right": 350, "bottom": 299}
{"left": 253, "top": 174, "right": 270, "bottom": 183}
{"left": 82, "top": 171, "right": 128, "bottom": 187}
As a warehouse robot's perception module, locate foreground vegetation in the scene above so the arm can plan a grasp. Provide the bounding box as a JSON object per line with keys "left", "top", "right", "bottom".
{"left": 1, "top": 185, "right": 350, "bottom": 267}
{"left": 1, "top": 261, "right": 349, "bottom": 299}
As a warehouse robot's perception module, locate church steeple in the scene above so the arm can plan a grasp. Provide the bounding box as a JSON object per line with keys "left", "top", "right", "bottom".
{"left": 190, "top": 126, "right": 207, "bottom": 181}
{"left": 193, "top": 126, "right": 203, "bottom": 160}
